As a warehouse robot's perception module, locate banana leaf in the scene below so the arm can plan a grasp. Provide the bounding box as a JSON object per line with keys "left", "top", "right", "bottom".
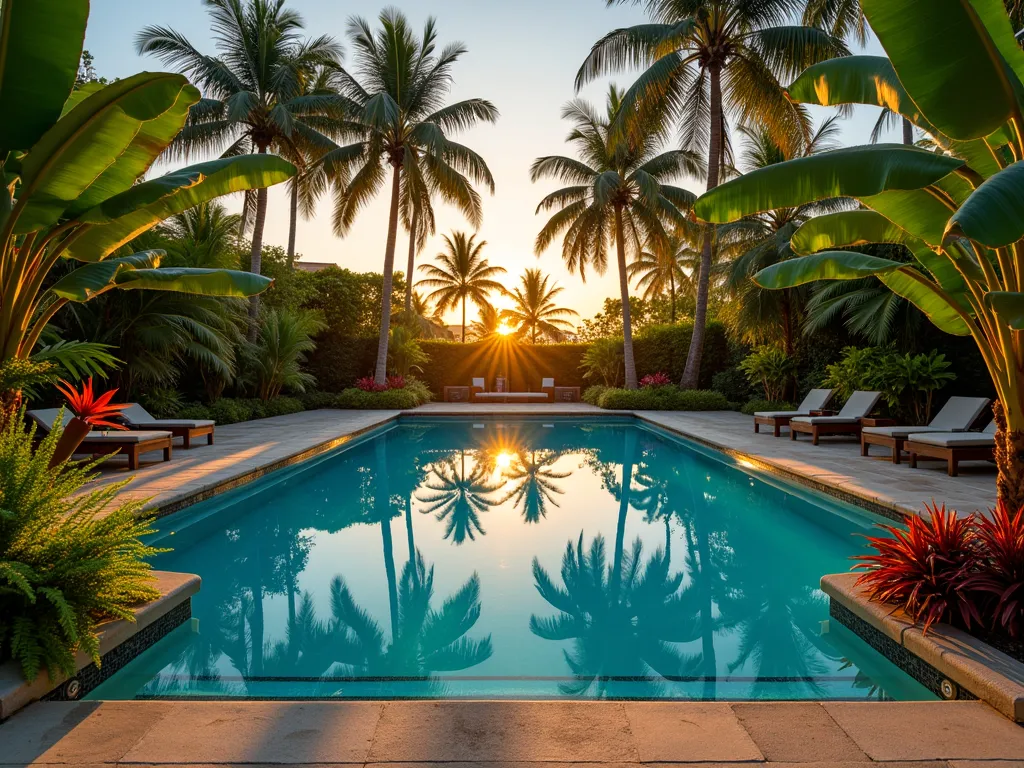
{"left": 752, "top": 250, "right": 904, "bottom": 288}
{"left": 946, "top": 160, "right": 1024, "bottom": 247}
{"left": 113, "top": 268, "right": 273, "bottom": 296}
{"left": 876, "top": 268, "right": 972, "bottom": 335}
{"left": 985, "top": 291, "right": 1024, "bottom": 330}
{"left": 16, "top": 73, "right": 192, "bottom": 232}
{"left": 861, "top": 0, "right": 1024, "bottom": 140}
{"left": 49, "top": 251, "right": 164, "bottom": 301}
{"left": 0, "top": 0, "right": 88, "bottom": 153}
{"left": 67, "top": 155, "right": 295, "bottom": 262}
{"left": 694, "top": 145, "right": 964, "bottom": 224}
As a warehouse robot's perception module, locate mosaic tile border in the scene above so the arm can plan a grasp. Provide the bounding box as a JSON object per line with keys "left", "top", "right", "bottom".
{"left": 829, "top": 598, "right": 978, "bottom": 702}
{"left": 43, "top": 599, "right": 192, "bottom": 702}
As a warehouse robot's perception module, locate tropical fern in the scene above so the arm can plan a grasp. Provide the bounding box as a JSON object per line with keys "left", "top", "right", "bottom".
{"left": 0, "top": 412, "right": 162, "bottom": 682}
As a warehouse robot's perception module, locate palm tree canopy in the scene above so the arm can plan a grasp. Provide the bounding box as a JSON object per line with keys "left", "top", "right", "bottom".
{"left": 627, "top": 232, "right": 697, "bottom": 303}
{"left": 319, "top": 9, "right": 499, "bottom": 236}
{"left": 466, "top": 302, "right": 504, "bottom": 342}
{"left": 416, "top": 232, "right": 508, "bottom": 315}
{"left": 135, "top": 0, "right": 350, "bottom": 162}
{"left": 576, "top": 0, "right": 849, "bottom": 159}
{"left": 416, "top": 453, "right": 503, "bottom": 544}
{"left": 503, "top": 268, "right": 579, "bottom": 342}
{"left": 532, "top": 85, "right": 704, "bottom": 282}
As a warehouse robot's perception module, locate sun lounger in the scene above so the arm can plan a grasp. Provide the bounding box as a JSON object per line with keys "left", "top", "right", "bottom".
{"left": 753, "top": 388, "right": 835, "bottom": 437}
{"left": 120, "top": 403, "right": 215, "bottom": 448}
{"left": 905, "top": 421, "right": 997, "bottom": 476}
{"left": 471, "top": 378, "right": 556, "bottom": 403}
{"left": 860, "top": 396, "right": 990, "bottom": 463}
{"left": 28, "top": 408, "right": 173, "bottom": 470}
{"left": 789, "top": 391, "right": 882, "bottom": 444}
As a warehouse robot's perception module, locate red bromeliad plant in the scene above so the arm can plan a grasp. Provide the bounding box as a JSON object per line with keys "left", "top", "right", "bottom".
{"left": 640, "top": 372, "right": 672, "bottom": 389}
{"left": 49, "top": 378, "right": 126, "bottom": 468}
{"left": 967, "top": 503, "right": 1024, "bottom": 638}
{"left": 854, "top": 503, "right": 982, "bottom": 634}
{"left": 355, "top": 376, "right": 387, "bottom": 393}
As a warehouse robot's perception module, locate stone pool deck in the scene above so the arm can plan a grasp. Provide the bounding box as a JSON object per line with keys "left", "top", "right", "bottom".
{"left": 3, "top": 699, "right": 1024, "bottom": 765}
{"left": 84, "top": 405, "right": 996, "bottom": 519}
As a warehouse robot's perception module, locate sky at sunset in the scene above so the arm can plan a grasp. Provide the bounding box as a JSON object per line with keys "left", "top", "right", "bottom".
{"left": 86, "top": 0, "right": 888, "bottom": 325}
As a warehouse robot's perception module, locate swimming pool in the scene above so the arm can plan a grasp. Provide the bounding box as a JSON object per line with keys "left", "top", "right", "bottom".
{"left": 89, "top": 417, "right": 934, "bottom": 701}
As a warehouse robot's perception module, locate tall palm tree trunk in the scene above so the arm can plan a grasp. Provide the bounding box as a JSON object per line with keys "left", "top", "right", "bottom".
{"left": 404, "top": 211, "right": 418, "bottom": 315}
{"left": 376, "top": 438, "right": 400, "bottom": 635}
{"left": 247, "top": 147, "right": 270, "bottom": 343}
{"left": 994, "top": 400, "right": 1024, "bottom": 510}
{"left": 681, "top": 63, "right": 723, "bottom": 389}
{"left": 614, "top": 205, "right": 638, "bottom": 390}
{"left": 287, "top": 180, "right": 298, "bottom": 269}
{"left": 462, "top": 296, "right": 467, "bottom": 343}
{"left": 374, "top": 163, "right": 403, "bottom": 385}
{"left": 902, "top": 116, "right": 914, "bottom": 145}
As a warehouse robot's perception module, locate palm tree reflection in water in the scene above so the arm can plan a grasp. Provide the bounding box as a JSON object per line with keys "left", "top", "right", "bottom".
{"left": 501, "top": 450, "right": 570, "bottom": 524}
{"left": 417, "top": 450, "right": 503, "bottom": 544}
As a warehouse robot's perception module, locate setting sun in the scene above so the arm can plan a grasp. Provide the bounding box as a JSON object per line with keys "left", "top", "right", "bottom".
{"left": 496, "top": 322, "right": 515, "bottom": 336}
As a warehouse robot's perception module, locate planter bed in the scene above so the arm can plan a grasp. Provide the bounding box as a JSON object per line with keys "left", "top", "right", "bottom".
{"left": 0, "top": 570, "right": 199, "bottom": 720}
{"left": 822, "top": 572, "right": 1024, "bottom": 721}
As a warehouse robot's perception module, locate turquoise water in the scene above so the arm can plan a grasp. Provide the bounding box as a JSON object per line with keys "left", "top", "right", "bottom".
{"left": 89, "top": 418, "right": 934, "bottom": 701}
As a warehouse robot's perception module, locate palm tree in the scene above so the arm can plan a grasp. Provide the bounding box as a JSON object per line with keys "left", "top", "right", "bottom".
{"left": 721, "top": 117, "right": 845, "bottom": 355}
{"left": 416, "top": 452, "right": 503, "bottom": 544}
{"left": 532, "top": 86, "right": 701, "bottom": 389}
{"left": 466, "top": 302, "right": 504, "bottom": 342}
{"left": 319, "top": 10, "right": 498, "bottom": 385}
{"left": 577, "top": 0, "right": 847, "bottom": 388}
{"left": 501, "top": 450, "right": 571, "bottom": 524}
{"left": 135, "top": 0, "right": 349, "bottom": 334}
{"left": 161, "top": 201, "right": 243, "bottom": 269}
{"left": 247, "top": 309, "right": 326, "bottom": 400}
{"left": 417, "top": 232, "right": 508, "bottom": 343}
{"left": 503, "top": 269, "right": 579, "bottom": 343}
{"left": 626, "top": 232, "right": 697, "bottom": 323}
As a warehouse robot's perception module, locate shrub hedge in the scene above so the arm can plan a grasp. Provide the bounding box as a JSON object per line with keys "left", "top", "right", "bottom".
{"left": 303, "top": 320, "right": 732, "bottom": 395}
{"left": 596, "top": 386, "right": 730, "bottom": 411}
{"left": 740, "top": 398, "right": 796, "bottom": 415}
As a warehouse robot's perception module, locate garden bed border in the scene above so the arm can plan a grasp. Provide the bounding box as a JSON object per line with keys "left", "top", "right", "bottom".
{"left": 822, "top": 572, "right": 1024, "bottom": 721}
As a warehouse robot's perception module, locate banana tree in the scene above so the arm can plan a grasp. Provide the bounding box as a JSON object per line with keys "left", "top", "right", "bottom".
{"left": 693, "top": 0, "right": 1024, "bottom": 509}
{"left": 0, "top": 0, "right": 294, "bottom": 421}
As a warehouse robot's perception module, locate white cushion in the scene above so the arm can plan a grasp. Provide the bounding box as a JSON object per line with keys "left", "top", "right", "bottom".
{"left": 130, "top": 419, "right": 215, "bottom": 428}
{"left": 837, "top": 391, "right": 882, "bottom": 418}
{"left": 796, "top": 388, "right": 834, "bottom": 412}
{"left": 862, "top": 425, "right": 948, "bottom": 438}
{"left": 754, "top": 411, "right": 810, "bottom": 419}
{"left": 542, "top": 378, "right": 555, "bottom": 388}
{"left": 472, "top": 378, "right": 485, "bottom": 388}
{"left": 927, "top": 396, "right": 991, "bottom": 431}
{"left": 791, "top": 416, "right": 860, "bottom": 425}
{"left": 83, "top": 430, "right": 172, "bottom": 442}
{"left": 907, "top": 432, "right": 996, "bottom": 448}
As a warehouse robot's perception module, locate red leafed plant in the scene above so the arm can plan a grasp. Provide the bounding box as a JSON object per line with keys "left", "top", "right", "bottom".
{"left": 355, "top": 376, "right": 387, "bottom": 393}
{"left": 966, "top": 503, "right": 1024, "bottom": 638}
{"left": 640, "top": 372, "right": 672, "bottom": 388}
{"left": 385, "top": 375, "right": 406, "bottom": 390}
{"left": 854, "top": 502, "right": 982, "bottom": 634}
{"left": 55, "top": 378, "right": 127, "bottom": 429}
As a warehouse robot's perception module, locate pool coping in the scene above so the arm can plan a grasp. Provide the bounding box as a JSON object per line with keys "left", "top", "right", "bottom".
{"left": 822, "top": 572, "right": 1024, "bottom": 721}
{"left": 0, "top": 570, "right": 199, "bottom": 721}
{"left": 135, "top": 408, "right": 913, "bottom": 524}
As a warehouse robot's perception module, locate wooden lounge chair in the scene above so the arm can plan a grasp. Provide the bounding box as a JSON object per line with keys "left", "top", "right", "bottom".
{"left": 28, "top": 408, "right": 173, "bottom": 470}
{"left": 119, "top": 403, "right": 215, "bottom": 448}
{"left": 905, "top": 421, "right": 997, "bottom": 476}
{"left": 860, "top": 396, "right": 990, "bottom": 463}
{"left": 472, "top": 378, "right": 555, "bottom": 403}
{"left": 789, "top": 391, "right": 882, "bottom": 444}
{"left": 753, "top": 388, "right": 834, "bottom": 437}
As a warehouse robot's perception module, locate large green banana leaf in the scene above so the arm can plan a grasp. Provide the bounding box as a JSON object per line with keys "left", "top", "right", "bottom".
{"left": 693, "top": 145, "right": 964, "bottom": 224}
{"left": 876, "top": 269, "right": 972, "bottom": 335}
{"left": 861, "top": 0, "right": 1024, "bottom": 141}
{"left": 49, "top": 251, "right": 164, "bottom": 301}
{"left": 790, "top": 210, "right": 964, "bottom": 292}
{"left": 0, "top": 0, "right": 87, "bottom": 153}
{"left": 859, "top": 189, "right": 956, "bottom": 246}
{"left": 113, "top": 268, "right": 273, "bottom": 296}
{"left": 64, "top": 84, "right": 200, "bottom": 219}
{"left": 752, "top": 250, "right": 904, "bottom": 288}
{"left": 787, "top": 56, "right": 939, "bottom": 136}
{"left": 754, "top": 250, "right": 971, "bottom": 335}
{"left": 985, "top": 291, "right": 1024, "bottom": 330}
{"left": 50, "top": 252, "right": 272, "bottom": 301}
{"left": 16, "top": 72, "right": 193, "bottom": 233}
{"left": 946, "top": 160, "right": 1024, "bottom": 247}
{"left": 67, "top": 155, "right": 296, "bottom": 262}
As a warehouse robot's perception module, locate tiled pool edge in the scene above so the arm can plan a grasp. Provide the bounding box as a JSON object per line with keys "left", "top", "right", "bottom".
{"left": 134, "top": 409, "right": 913, "bottom": 523}
{"left": 0, "top": 571, "right": 199, "bottom": 721}
{"left": 144, "top": 414, "right": 400, "bottom": 519}
{"left": 822, "top": 572, "right": 1024, "bottom": 721}
{"left": 632, "top": 413, "right": 908, "bottom": 522}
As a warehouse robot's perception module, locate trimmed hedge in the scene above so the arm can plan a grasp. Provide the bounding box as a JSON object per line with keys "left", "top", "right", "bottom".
{"left": 596, "top": 386, "right": 730, "bottom": 411}
{"left": 740, "top": 398, "right": 796, "bottom": 415}
{"left": 304, "top": 320, "right": 732, "bottom": 395}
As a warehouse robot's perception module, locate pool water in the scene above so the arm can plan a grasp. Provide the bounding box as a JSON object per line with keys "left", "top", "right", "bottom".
{"left": 89, "top": 418, "right": 934, "bottom": 701}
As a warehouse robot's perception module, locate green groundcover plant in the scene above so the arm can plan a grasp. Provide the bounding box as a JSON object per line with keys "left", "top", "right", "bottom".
{"left": 0, "top": 412, "right": 161, "bottom": 682}
{"left": 694, "top": 0, "right": 1024, "bottom": 509}
{"left": 595, "top": 387, "right": 728, "bottom": 411}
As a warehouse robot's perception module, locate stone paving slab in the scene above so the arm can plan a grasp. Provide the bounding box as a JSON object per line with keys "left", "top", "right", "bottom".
{"left": 3, "top": 700, "right": 1022, "bottom": 765}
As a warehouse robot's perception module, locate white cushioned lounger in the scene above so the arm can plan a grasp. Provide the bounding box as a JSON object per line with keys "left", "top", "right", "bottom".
{"left": 753, "top": 388, "right": 833, "bottom": 419}
{"left": 907, "top": 420, "right": 998, "bottom": 447}
{"left": 861, "top": 396, "right": 990, "bottom": 438}
{"left": 790, "top": 390, "right": 882, "bottom": 425}
{"left": 121, "top": 403, "right": 214, "bottom": 429}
